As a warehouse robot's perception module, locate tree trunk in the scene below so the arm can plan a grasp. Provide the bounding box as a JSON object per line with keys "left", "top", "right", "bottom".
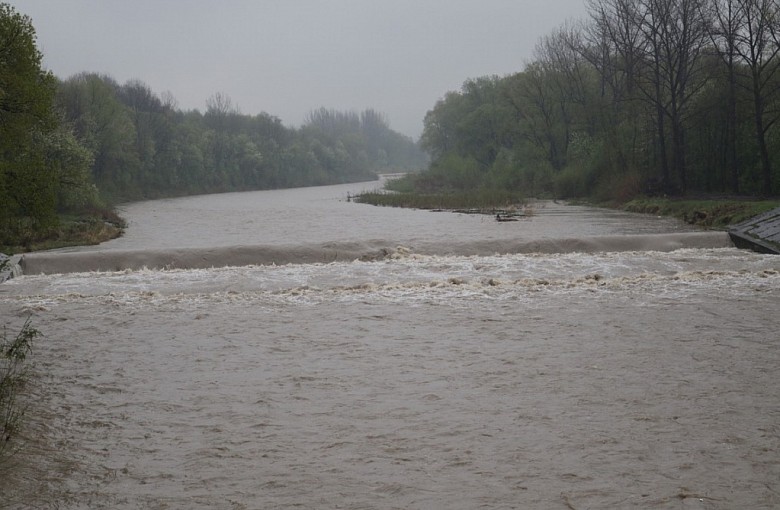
{"left": 655, "top": 91, "right": 670, "bottom": 191}
{"left": 727, "top": 58, "right": 739, "bottom": 193}
{"left": 673, "top": 120, "right": 687, "bottom": 194}
{"left": 752, "top": 74, "right": 773, "bottom": 196}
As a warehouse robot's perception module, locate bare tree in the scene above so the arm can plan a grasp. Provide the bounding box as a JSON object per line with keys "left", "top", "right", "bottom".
{"left": 637, "top": 0, "right": 711, "bottom": 192}
{"left": 160, "top": 90, "right": 179, "bottom": 113}
{"left": 536, "top": 23, "right": 600, "bottom": 137}
{"left": 516, "top": 62, "right": 571, "bottom": 170}
{"left": 581, "top": 2, "right": 648, "bottom": 175}
{"left": 586, "top": 0, "right": 663, "bottom": 183}
{"left": 205, "top": 92, "right": 239, "bottom": 176}
{"left": 733, "top": 0, "right": 780, "bottom": 195}
{"left": 205, "top": 92, "right": 235, "bottom": 117}
{"left": 587, "top": 0, "right": 647, "bottom": 97}
{"left": 706, "top": 0, "right": 745, "bottom": 193}
{"left": 587, "top": 0, "right": 711, "bottom": 192}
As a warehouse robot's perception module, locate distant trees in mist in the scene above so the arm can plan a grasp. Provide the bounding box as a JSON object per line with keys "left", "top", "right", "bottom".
{"left": 417, "top": 0, "right": 780, "bottom": 199}
{"left": 55, "top": 74, "right": 426, "bottom": 201}
{"left": 1, "top": 1, "right": 426, "bottom": 243}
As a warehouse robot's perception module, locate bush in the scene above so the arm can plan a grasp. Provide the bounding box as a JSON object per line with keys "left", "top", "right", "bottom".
{"left": 0, "top": 317, "right": 38, "bottom": 460}
{"left": 554, "top": 165, "right": 590, "bottom": 198}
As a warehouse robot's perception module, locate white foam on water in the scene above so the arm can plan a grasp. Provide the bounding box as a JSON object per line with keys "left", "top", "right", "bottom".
{"left": 4, "top": 248, "right": 778, "bottom": 311}
{"left": 2, "top": 246, "right": 780, "bottom": 508}
{"left": 1, "top": 187, "right": 778, "bottom": 510}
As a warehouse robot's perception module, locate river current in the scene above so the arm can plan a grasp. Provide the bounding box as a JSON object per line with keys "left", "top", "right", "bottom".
{"left": 1, "top": 181, "right": 778, "bottom": 509}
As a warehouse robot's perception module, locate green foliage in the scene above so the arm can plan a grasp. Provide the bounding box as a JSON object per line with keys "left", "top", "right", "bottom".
{"left": 0, "top": 317, "right": 38, "bottom": 460}
{"left": 0, "top": 3, "right": 58, "bottom": 236}
{"left": 53, "top": 77, "right": 426, "bottom": 203}
{"left": 2, "top": 4, "right": 426, "bottom": 250}
{"left": 383, "top": 174, "right": 418, "bottom": 193}
{"left": 40, "top": 124, "right": 98, "bottom": 209}
{"left": 0, "top": 3, "right": 103, "bottom": 248}
{"left": 0, "top": 1, "right": 428, "bottom": 247}
{"left": 355, "top": 188, "right": 523, "bottom": 210}
{"left": 412, "top": 0, "right": 780, "bottom": 202}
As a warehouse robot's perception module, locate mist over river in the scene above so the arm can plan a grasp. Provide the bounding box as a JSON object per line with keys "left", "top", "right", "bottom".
{"left": 1, "top": 180, "right": 779, "bottom": 508}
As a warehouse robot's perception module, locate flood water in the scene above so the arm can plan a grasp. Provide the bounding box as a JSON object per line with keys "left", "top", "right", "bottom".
{"left": 1, "top": 181, "right": 779, "bottom": 509}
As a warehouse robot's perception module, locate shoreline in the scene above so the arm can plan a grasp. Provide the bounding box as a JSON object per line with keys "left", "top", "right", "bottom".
{"left": 6, "top": 193, "right": 780, "bottom": 259}
{"left": 589, "top": 196, "right": 780, "bottom": 229}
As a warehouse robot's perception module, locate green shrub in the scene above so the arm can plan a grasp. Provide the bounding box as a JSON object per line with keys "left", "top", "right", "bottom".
{"left": 0, "top": 317, "right": 38, "bottom": 460}
{"left": 554, "top": 165, "right": 590, "bottom": 198}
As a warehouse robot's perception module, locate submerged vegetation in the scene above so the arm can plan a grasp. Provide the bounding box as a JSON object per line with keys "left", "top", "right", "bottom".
{"left": 357, "top": 173, "right": 524, "bottom": 210}
{"left": 356, "top": 162, "right": 526, "bottom": 211}
{"left": 355, "top": 190, "right": 524, "bottom": 210}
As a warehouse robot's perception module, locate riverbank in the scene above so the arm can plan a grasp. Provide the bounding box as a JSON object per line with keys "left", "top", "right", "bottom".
{"left": 358, "top": 187, "right": 780, "bottom": 229}
{"left": 7, "top": 193, "right": 777, "bottom": 257}
{"left": 607, "top": 197, "right": 780, "bottom": 228}
{"left": 0, "top": 208, "right": 125, "bottom": 254}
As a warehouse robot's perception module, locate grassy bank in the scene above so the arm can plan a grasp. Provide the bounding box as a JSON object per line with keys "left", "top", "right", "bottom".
{"left": 358, "top": 177, "right": 779, "bottom": 229}
{"left": 0, "top": 207, "right": 125, "bottom": 254}
{"left": 615, "top": 198, "right": 780, "bottom": 228}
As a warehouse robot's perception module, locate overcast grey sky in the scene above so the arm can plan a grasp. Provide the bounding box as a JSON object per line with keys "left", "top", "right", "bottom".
{"left": 12, "top": 0, "right": 588, "bottom": 138}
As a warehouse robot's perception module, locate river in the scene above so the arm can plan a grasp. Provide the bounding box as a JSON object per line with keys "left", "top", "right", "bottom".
{"left": 1, "top": 181, "right": 778, "bottom": 509}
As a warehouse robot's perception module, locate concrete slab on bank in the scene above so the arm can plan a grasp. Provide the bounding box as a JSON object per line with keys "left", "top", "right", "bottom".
{"left": 728, "top": 207, "right": 780, "bottom": 254}
{"left": 0, "top": 253, "right": 24, "bottom": 283}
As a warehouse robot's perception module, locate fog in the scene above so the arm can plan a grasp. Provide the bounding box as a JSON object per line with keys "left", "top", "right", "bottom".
{"left": 12, "top": 0, "right": 588, "bottom": 138}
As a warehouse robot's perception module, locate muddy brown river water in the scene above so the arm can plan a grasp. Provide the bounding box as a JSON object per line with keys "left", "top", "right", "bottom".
{"left": 1, "top": 181, "right": 778, "bottom": 509}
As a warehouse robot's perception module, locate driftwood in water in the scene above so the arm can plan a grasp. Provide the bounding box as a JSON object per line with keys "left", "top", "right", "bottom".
{"left": 448, "top": 208, "right": 530, "bottom": 222}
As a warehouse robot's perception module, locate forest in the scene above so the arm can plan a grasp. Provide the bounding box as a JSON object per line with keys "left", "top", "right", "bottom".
{"left": 0, "top": 3, "right": 426, "bottom": 248}
{"left": 411, "top": 0, "right": 780, "bottom": 202}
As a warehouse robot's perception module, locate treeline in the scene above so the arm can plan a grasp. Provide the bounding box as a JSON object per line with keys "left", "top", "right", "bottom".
{"left": 415, "top": 0, "right": 780, "bottom": 200}
{"left": 56, "top": 77, "right": 426, "bottom": 200}
{"left": 0, "top": 2, "right": 425, "bottom": 247}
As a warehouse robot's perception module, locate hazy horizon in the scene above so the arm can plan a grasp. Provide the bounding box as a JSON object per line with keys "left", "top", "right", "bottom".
{"left": 11, "top": 0, "right": 588, "bottom": 138}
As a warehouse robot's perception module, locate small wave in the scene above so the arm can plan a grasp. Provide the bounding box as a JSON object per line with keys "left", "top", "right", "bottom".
{"left": 19, "top": 232, "right": 732, "bottom": 275}
{"left": 7, "top": 267, "right": 776, "bottom": 311}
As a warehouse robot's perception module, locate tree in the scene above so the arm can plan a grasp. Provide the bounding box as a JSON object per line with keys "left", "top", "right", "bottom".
{"left": 118, "top": 79, "right": 163, "bottom": 182}
{"left": 58, "top": 74, "right": 139, "bottom": 197}
{"left": 421, "top": 92, "right": 464, "bottom": 159}
{"left": 587, "top": 0, "right": 711, "bottom": 192}
{"left": 734, "top": 0, "right": 780, "bottom": 195}
{"left": 707, "top": 0, "right": 744, "bottom": 192}
{"left": 507, "top": 64, "right": 570, "bottom": 171}
{"left": 584, "top": 0, "right": 647, "bottom": 178}
{"left": 0, "top": 3, "right": 58, "bottom": 236}
{"left": 40, "top": 123, "right": 97, "bottom": 209}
